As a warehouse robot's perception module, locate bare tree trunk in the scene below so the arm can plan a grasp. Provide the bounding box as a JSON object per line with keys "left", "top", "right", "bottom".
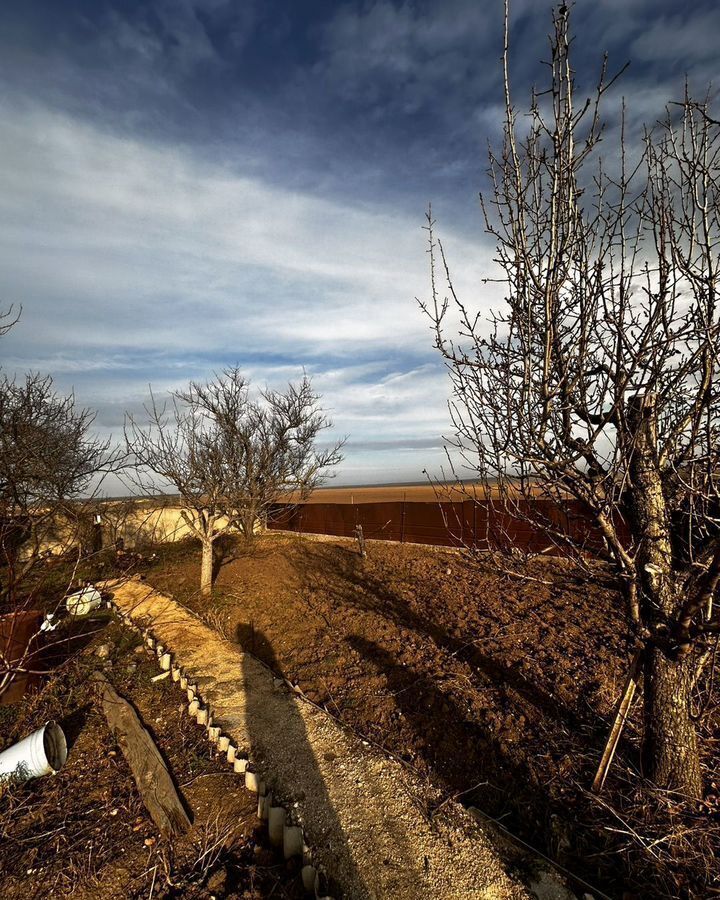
{"left": 200, "top": 538, "right": 214, "bottom": 597}
{"left": 643, "top": 648, "right": 702, "bottom": 797}
{"left": 241, "top": 508, "right": 256, "bottom": 544}
{"left": 628, "top": 394, "right": 703, "bottom": 798}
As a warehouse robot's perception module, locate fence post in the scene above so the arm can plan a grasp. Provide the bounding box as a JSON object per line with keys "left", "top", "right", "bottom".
{"left": 400, "top": 500, "right": 406, "bottom": 543}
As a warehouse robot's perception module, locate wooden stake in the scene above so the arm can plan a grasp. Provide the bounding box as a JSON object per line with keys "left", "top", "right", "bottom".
{"left": 592, "top": 649, "right": 643, "bottom": 793}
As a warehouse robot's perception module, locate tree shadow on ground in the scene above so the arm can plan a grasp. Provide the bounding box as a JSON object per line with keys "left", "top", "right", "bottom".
{"left": 283, "top": 541, "right": 638, "bottom": 895}
{"left": 290, "top": 541, "right": 606, "bottom": 736}
{"left": 239, "top": 626, "right": 376, "bottom": 898}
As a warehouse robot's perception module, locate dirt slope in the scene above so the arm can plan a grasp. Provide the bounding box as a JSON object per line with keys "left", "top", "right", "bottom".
{"left": 107, "top": 578, "right": 532, "bottom": 900}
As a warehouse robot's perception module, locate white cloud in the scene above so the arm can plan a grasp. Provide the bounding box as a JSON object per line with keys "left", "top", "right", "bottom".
{"left": 0, "top": 101, "right": 495, "bottom": 486}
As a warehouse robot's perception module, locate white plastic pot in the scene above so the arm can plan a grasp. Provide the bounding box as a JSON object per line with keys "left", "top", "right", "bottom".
{"left": 65, "top": 587, "right": 102, "bottom": 617}
{"left": 0, "top": 722, "right": 67, "bottom": 784}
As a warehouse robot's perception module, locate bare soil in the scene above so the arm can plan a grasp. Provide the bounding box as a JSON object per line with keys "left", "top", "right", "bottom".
{"left": 145, "top": 533, "right": 720, "bottom": 899}
{"left": 284, "top": 481, "right": 483, "bottom": 504}
{"left": 0, "top": 612, "right": 302, "bottom": 899}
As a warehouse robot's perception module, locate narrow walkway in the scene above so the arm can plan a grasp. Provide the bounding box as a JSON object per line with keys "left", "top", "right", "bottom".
{"left": 106, "top": 578, "right": 532, "bottom": 900}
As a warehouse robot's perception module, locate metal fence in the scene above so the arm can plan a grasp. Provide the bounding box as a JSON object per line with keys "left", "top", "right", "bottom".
{"left": 267, "top": 498, "right": 609, "bottom": 553}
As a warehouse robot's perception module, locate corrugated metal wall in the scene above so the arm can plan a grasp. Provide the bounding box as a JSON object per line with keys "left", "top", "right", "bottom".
{"left": 267, "top": 498, "right": 612, "bottom": 553}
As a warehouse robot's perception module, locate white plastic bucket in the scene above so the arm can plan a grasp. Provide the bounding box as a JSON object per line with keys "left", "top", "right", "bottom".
{"left": 0, "top": 722, "right": 67, "bottom": 783}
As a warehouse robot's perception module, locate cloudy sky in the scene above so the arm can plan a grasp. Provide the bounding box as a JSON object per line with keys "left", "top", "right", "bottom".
{"left": 0, "top": 0, "right": 717, "bottom": 493}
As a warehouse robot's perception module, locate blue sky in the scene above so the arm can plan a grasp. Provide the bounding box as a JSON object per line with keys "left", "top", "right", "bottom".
{"left": 1, "top": 0, "right": 718, "bottom": 492}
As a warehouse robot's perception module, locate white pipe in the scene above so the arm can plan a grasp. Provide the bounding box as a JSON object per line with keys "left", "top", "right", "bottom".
{"left": 244, "top": 767, "right": 258, "bottom": 789}
{"left": 0, "top": 722, "right": 67, "bottom": 784}
{"left": 258, "top": 790, "right": 272, "bottom": 820}
{"left": 65, "top": 587, "right": 102, "bottom": 617}
{"left": 268, "top": 806, "right": 285, "bottom": 846}
{"left": 301, "top": 865, "right": 316, "bottom": 892}
{"left": 283, "top": 824, "right": 303, "bottom": 859}
{"left": 160, "top": 653, "right": 171, "bottom": 671}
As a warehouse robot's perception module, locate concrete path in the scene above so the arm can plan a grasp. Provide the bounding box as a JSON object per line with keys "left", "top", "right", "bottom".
{"left": 105, "top": 578, "right": 532, "bottom": 900}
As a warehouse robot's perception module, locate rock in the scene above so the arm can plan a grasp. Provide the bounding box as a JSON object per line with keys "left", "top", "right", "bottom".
{"left": 95, "top": 643, "right": 112, "bottom": 659}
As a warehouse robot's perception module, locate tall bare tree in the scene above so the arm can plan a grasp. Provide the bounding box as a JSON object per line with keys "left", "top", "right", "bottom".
{"left": 125, "top": 368, "right": 343, "bottom": 596}
{"left": 422, "top": 3, "right": 720, "bottom": 798}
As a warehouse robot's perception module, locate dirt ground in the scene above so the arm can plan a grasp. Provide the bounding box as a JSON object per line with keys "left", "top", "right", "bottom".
{"left": 145, "top": 533, "right": 720, "bottom": 900}
{"left": 0, "top": 611, "right": 302, "bottom": 899}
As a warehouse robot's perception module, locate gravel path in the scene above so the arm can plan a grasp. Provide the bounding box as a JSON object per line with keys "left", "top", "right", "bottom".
{"left": 106, "top": 578, "right": 533, "bottom": 900}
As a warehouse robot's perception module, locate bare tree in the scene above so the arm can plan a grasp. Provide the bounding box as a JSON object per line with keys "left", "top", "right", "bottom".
{"left": 0, "top": 346, "right": 119, "bottom": 699}
{"left": 0, "top": 371, "right": 116, "bottom": 609}
{"left": 422, "top": 3, "right": 720, "bottom": 798}
{"left": 125, "top": 368, "right": 343, "bottom": 596}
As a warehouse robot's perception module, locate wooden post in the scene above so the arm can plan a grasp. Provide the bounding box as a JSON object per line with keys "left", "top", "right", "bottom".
{"left": 355, "top": 524, "right": 366, "bottom": 558}
{"left": 592, "top": 649, "right": 643, "bottom": 793}
{"left": 400, "top": 498, "right": 406, "bottom": 543}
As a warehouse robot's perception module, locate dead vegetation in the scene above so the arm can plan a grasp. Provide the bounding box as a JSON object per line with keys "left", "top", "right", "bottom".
{"left": 0, "top": 615, "right": 301, "bottom": 898}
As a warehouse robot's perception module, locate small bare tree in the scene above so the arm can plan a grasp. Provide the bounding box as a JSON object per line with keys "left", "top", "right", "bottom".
{"left": 125, "top": 368, "right": 343, "bottom": 596}
{"left": 0, "top": 361, "right": 118, "bottom": 700}
{"left": 0, "top": 371, "right": 116, "bottom": 609}
{"left": 423, "top": 3, "right": 720, "bottom": 798}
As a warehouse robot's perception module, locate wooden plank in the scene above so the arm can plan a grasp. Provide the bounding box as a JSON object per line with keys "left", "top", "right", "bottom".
{"left": 93, "top": 671, "right": 191, "bottom": 836}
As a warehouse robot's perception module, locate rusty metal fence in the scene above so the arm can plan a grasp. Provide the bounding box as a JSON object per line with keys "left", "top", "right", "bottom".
{"left": 267, "top": 498, "right": 608, "bottom": 553}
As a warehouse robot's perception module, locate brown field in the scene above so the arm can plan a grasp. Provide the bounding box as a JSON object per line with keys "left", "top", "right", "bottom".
{"left": 143, "top": 533, "right": 720, "bottom": 899}
{"left": 294, "top": 481, "right": 485, "bottom": 504}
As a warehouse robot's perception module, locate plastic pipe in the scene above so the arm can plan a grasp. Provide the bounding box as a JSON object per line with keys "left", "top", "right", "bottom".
{"left": 302, "top": 865, "right": 317, "bottom": 892}
{"left": 245, "top": 760, "right": 262, "bottom": 794}
{"left": 65, "top": 587, "right": 102, "bottom": 617}
{"left": 258, "top": 790, "right": 272, "bottom": 820}
{"left": 268, "top": 806, "right": 285, "bottom": 847}
{"left": 283, "top": 824, "right": 303, "bottom": 859}
{"left": 0, "top": 722, "right": 67, "bottom": 784}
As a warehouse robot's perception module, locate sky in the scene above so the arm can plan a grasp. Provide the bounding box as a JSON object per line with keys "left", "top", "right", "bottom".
{"left": 0, "top": 0, "right": 718, "bottom": 494}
